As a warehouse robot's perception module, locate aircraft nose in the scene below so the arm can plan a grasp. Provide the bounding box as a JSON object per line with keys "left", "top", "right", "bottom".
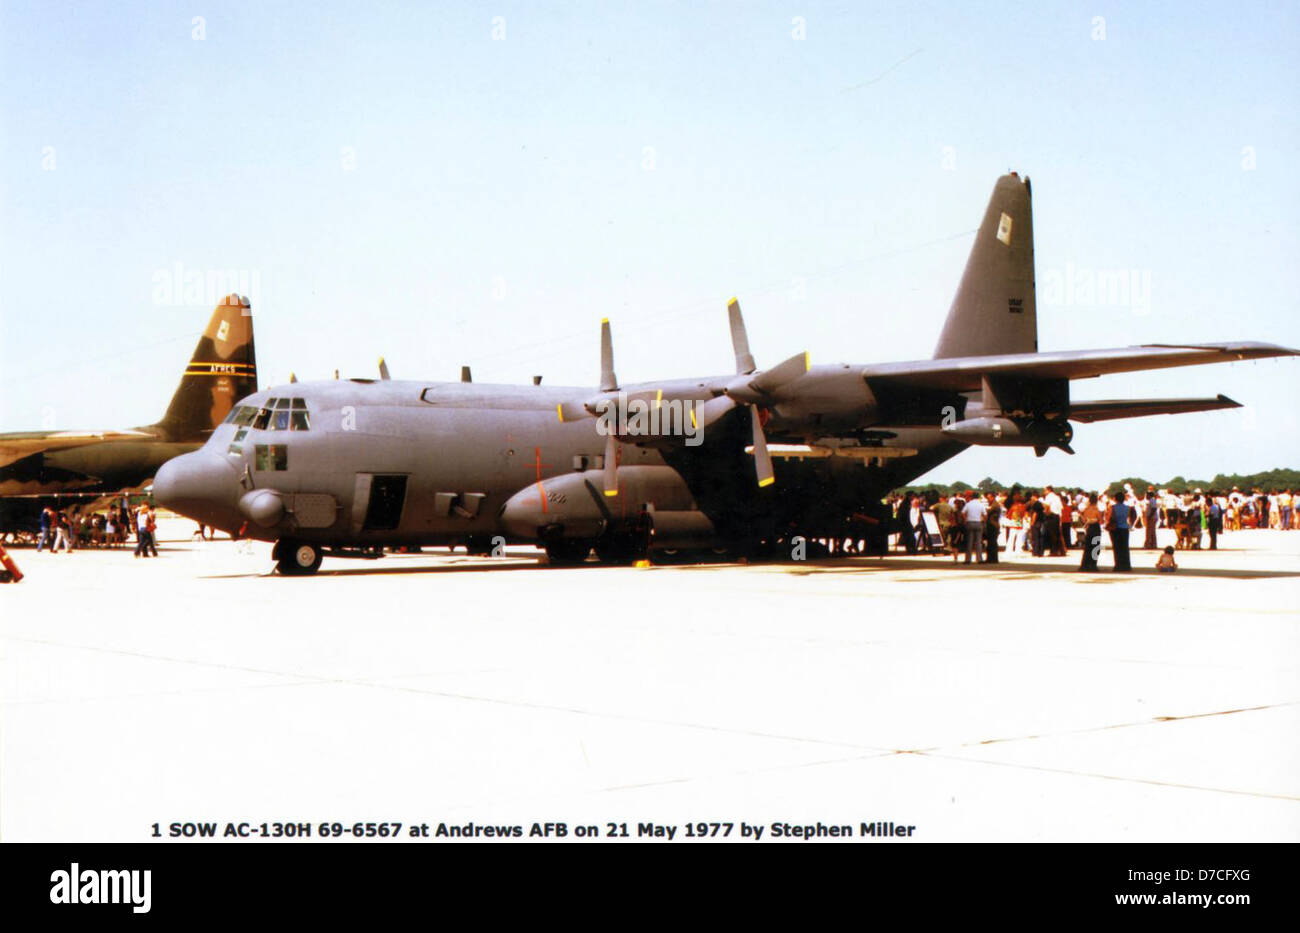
{"left": 154, "top": 450, "right": 239, "bottom": 527}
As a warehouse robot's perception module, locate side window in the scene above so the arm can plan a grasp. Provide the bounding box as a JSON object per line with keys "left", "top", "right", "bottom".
{"left": 290, "top": 411, "right": 310, "bottom": 431}
{"left": 227, "top": 428, "right": 248, "bottom": 457}
{"left": 253, "top": 444, "right": 288, "bottom": 471}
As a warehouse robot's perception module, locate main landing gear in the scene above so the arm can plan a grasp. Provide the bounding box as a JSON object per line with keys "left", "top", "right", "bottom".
{"left": 544, "top": 538, "right": 594, "bottom": 566}
{"left": 543, "top": 530, "right": 648, "bottom": 566}
{"left": 274, "top": 539, "right": 323, "bottom": 575}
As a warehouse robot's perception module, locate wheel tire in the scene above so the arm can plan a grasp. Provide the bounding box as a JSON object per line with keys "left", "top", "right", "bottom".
{"left": 545, "top": 539, "right": 592, "bottom": 566}
{"left": 276, "top": 540, "right": 322, "bottom": 575}
{"left": 595, "top": 533, "right": 646, "bottom": 566}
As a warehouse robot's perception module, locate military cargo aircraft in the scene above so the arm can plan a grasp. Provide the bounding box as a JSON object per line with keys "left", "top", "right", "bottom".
{"left": 0, "top": 296, "right": 257, "bottom": 534}
{"left": 154, "top": 175, "right": 1296, "bottom": 574}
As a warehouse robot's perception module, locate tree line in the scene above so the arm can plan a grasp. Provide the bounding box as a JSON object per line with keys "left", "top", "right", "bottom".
{"left": 898, "top": 467, "right": 1300, "bottom": 498}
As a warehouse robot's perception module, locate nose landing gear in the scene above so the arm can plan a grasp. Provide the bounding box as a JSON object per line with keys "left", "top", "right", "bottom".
{"left": 274, "top": 539, "right": 323, "bottom": 575}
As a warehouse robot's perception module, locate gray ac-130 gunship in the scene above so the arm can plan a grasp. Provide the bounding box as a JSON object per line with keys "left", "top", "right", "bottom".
{"left": 154, "top": 174, "right": 1296, "bottom": 574}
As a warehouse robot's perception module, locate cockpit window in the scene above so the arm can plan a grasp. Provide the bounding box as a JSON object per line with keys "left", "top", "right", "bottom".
{"left": 240, "top": 397, "right": 310, "bottom": 431}
{"left": 260, "top": 398, "right": 311, "bottom": 431}
{"left": 224, "top": 405, "right": 258, "bottom": 426}
{"left": 227, "top": 428, "right": 248, "bottom": 457}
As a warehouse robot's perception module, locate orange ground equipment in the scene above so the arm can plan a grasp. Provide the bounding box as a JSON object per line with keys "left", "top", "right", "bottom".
{"left": 0, "top": 543, "right": 22, "bottom": 582}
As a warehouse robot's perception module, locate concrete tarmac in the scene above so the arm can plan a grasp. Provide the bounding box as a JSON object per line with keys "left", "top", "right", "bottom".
{"left": 2, "top": 520, "right": 1297, "bottom": 841}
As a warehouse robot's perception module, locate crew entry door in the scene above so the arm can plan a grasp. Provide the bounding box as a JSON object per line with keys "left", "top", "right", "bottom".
{"left": 350, "top": 474, "right": 409, "bottom": 533}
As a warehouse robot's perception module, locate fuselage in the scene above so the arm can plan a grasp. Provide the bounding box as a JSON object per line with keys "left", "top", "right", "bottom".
{"left": 154, "top": 374, "right": 959, "bottom": 553}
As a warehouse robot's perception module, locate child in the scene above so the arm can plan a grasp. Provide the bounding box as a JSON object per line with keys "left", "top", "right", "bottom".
{"left": 1156, "top": 546, "right": 1178, "bottom": 573}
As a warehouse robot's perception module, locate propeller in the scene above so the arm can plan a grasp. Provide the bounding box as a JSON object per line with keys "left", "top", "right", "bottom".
{"left": 693, "top": 298, "right": 810, "bottom": 488}
{"left": 599, "top": 317, "right": 617, "bottom": 392}
{"left": 558, "top": 303, "right": 809, "bottom": 493}
{"left": 378, "top": 357, "right": 391, "bottom": 380}
{"left": 596, "top": 319, "right": 620, "bottom": 496}
{"left": 557, "top": 318, "right": 625, "bottom": 422}
{"left": 562, "top": 319, "right": 652, "bottom": 497}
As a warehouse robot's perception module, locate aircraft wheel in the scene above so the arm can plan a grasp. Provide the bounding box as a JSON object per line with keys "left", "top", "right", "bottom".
{"left": 545, "top": 539, "right": 592, "bottom": 566}
{"left": 276, "top": 540, "right": 322, "bottom": 575}
{"left": 594, "top": 533, "right": 646, "bottom": 566}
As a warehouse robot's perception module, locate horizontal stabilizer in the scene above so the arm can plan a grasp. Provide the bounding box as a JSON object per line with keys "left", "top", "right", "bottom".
{"left": 746, "top": 444, "right": 919, "bottom": 460}
{"left": 1069, "top": 395, "right": 1241, "bottom": 423}
{"left": 863, "top": 342, "right": 1298, "bottom": 393}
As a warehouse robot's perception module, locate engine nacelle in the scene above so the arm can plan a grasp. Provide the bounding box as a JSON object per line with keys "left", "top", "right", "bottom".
{"left": 500, "top": 465, "right": 700, "bottom": 541}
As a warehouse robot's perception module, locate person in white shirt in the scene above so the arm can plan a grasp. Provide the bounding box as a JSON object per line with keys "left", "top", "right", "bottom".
{"left": 962, "top": 495, "right": 987, "bottom": 564}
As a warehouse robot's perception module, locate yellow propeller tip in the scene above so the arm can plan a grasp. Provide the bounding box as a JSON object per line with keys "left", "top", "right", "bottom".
{"left": 603, "top": 489, "right": 618, "bottom": 497}
{"left": 758, "top": 477, "right": 775, "bottom": 488}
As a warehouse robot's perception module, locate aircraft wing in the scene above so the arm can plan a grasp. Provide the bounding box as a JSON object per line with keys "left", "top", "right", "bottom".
{"left": 1067, "top": 395, "right": 1242, "bottom": 423}
{"left": 0, "top": 430, "right": 155, "bottom": 467}
{"left": 860, "top": 342, "right": 1298, "bottom": 392}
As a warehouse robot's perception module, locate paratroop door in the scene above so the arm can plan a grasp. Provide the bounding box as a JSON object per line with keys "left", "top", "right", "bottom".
{"left": 351, "top": 473, "right": 408, "bottom": 532}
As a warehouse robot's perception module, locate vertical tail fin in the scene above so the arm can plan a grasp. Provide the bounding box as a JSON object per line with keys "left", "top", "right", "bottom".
{"left": 154, "top": 295, "right": 258, "bottom": 441}
{"left": 933, "top": 173, "right": 1037, "bottom": 359}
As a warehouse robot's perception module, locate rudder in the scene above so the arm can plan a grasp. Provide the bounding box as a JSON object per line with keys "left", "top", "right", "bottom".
{"left": 933, "top": 173, "right": 1037, "bottom": 359}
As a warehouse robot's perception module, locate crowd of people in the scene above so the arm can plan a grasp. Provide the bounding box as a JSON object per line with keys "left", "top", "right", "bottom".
{"left": 887, "top": 483, "right": 1296, "bottom": 571}
{"left": 32, "top": 499, "right": 161, "bottom": 558}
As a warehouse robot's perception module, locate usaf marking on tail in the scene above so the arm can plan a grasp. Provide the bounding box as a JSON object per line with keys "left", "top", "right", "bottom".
{"left": 154, "top": 176, "right": 1297, "bottom": 574}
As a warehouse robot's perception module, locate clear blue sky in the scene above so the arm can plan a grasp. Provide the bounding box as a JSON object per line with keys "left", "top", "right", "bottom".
{"left": 2, "top": 0, "right": 1296, "bottom": 487}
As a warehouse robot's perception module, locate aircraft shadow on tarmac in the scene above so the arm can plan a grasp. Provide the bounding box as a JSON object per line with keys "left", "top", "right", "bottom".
{"left": 753, "top": 557, "right": 1300, "bottom": 581}
{"left": 200, "top": 558, "right": 550, "bottom": 579}
{"left": 195, "top": 554, "right": 1300, "bottom": 581}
